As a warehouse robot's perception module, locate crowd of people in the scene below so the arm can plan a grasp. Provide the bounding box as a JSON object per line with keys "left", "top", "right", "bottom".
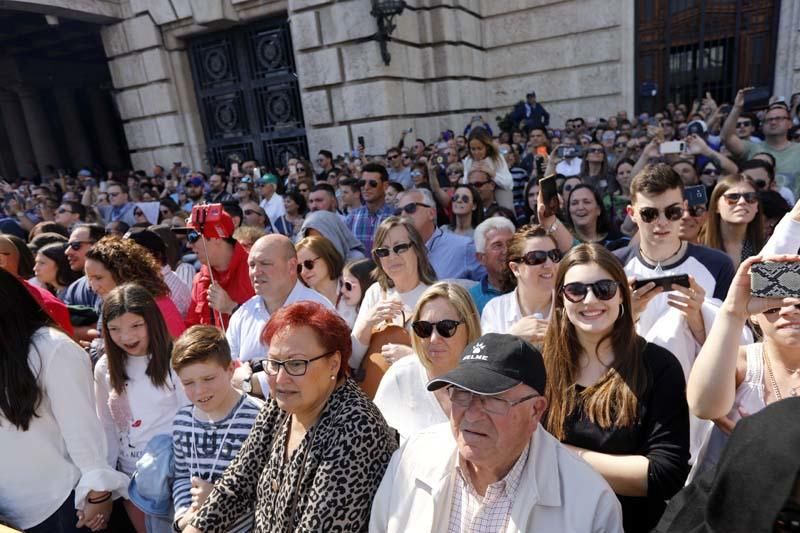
{"left": 2, "top": 85, "right": 800, "bottom": 533}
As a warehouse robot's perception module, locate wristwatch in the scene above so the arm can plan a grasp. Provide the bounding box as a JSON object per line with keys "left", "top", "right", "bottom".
{"left": 241, "top": 376, "right": 252, "bottom": 393}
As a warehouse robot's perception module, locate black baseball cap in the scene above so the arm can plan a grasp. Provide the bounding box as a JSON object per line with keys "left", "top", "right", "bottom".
{"left": 427, "top": 333, "right": 546, "bottom": 395}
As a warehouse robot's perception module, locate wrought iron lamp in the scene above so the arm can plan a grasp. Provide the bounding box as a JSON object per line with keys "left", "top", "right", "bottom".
{"left": 371, "top": 0, "right": 406, "bottom": 65}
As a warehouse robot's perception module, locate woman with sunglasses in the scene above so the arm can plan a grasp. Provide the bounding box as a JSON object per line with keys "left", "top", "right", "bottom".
{"left": 700, "top": 174, "right": 765, "bottom": 269}
{"left": 446, "top": 184, "right": 483, "bottom": 238}
{"left": 340, "top": 258, "right": 377, "bottom": 315}
{"left": 698, "top": 160, "right": 722, "bottom": 190}
{"left": 373, "top": 282, "right": 481, "bottom": 441}
{"left": 351, "top": 217, "right": 438, "bottom": 369}
{"left": 184, "top": 301, "right": 398, "bottom": 533}
{"left": 686, "top": 254, "right": 800, "bottom": 483}
{"left": 543, "top": 243, "right": 690, "bottom": 532}
{"left": 295, "top": 235, "right": 356, "bottom": 327}
{"left": 481, "top": 224, "right": 560, "bottom": 344}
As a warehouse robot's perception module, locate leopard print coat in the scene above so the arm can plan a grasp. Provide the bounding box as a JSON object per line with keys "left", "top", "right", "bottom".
{"left": 190, "top": 378, "right": 399, "bottom": 532}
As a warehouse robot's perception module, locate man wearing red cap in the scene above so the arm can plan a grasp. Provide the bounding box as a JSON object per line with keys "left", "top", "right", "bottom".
{"left": 184, "top": 204, "right": 254, "bottom": 328}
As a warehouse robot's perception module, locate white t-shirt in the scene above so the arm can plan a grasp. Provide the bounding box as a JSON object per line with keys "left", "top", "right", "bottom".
{"left": 95, "top": 353, "right": 189, "bottom": 475}
{"left": 373, "top": 355, "right": 448, "bottom": 442}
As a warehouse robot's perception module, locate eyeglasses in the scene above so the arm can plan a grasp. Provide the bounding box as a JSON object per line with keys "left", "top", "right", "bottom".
{"left": 637, "top": 204, "right": 684, "bottom": 223}
{"left": 299, "top": 257, "right": 321, "bottom": 271}
{"left": 512, "top": 249, "right": 562, "bottom": 266}
{"left": 447, "top": 387, "right": 539, "bottom": 416}
{"left": 702, "top": 168, "right": 721, "bottom": 176}
{"left": 686, "top": 205, "right": 707, "bottom": 217}
{"left": 412, "top": 319, "right": 463, "bottom": 338}
{"left": 561, "top": 279, "right": 620, "bottom": 303}
{"left": 470, "top": 179, "right": 492, "bottom": 188}
{"left": 723, "top": 192, "right": 758, "bottom": 205}
{"left": 374, "top": 242, "right": 412, "bottom": 258}
{"left": 736, "top": 121, "right": 752, "bottom": 128}
{"left": 394, "top": 202, "right": 429, "bottom": 216}
{"left": 359, "top": 179, "right": 379, "bottom": 189}
{"left": 265, "top": 351, "right": 335, "bottom": 377}
{"left": 187, "top": 230, "right": 202, "bottom": 244}
{"left": 67, "top": 241, "right": 93, "bottom": 250}
{"left": 452, "top": 194, "right": 471, "bottom": 204}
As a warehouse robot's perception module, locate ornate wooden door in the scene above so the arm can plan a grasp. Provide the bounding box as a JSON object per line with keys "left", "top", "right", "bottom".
{"left": 188, "top": 18, "right": 307, "bottom": 169}
{"left": 635, "top": 0, "right": 780, "bottom": 113}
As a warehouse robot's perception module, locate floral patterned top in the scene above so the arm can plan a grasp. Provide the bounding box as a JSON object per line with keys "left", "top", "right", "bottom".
{"left": 190, "top": 378, "right": 398, "bottom": 532}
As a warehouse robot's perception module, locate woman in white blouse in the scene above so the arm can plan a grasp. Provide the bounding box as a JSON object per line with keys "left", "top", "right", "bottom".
{"left": 373, "top": 282, "right": 481, "bottom": 440}
{"left": 350, "top": 216, "right": 438, "bottom": 369}
{"left": 0, "top": 269, "right": 128, "bottom": 532}
{"left": 481, "top": 224, "right": 561, "bottom": 344}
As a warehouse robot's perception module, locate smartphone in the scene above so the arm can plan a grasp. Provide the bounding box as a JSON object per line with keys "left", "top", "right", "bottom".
{"left": 357, "top": 136, "right": 365, "bottom": 148}
{"left": 632, "top": 274, "right": 691, "bottom": 291}
{"left": 231, "top": 163, "right": 240, "bottom": 175}
{"left": 660, "top": 141, "right": 686, "bottom": 155}
{"left": 743, "top": 87, "right": 772, "bottom": 111}
{"left": 539, "top": 175, "right": 559, "bottom": 218}
{"left": 684, "top": 185, "right": 707, "bottom": 207}
{"left": 253, "top": 167, "right": 261, "bottom": 180}
{"left": 556, "top": 146, "right": 577, "bottom": 158}
{"left": 751, "top": 262, "right": 800, "bottom": 298}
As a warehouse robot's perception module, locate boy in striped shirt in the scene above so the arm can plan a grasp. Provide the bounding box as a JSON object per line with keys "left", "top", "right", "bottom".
{"left": 171, "top": 326, "right": 263, "bottom": 532}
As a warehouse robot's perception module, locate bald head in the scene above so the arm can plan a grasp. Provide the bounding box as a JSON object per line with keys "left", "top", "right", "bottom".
{"left": 248, "top": 234, "right": 298, "bottom": 301}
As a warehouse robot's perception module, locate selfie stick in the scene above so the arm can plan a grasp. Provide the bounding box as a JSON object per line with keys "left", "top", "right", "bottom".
{"left": 194, "top": 205, "right": 227, "bottom": 331}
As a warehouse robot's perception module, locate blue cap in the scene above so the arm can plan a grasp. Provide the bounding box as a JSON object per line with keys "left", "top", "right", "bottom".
{"left": 78, "top": 169, "right": 92, "bottom": 177}
{"left": 128, "top": 434, "right": 174, "bottom": 518}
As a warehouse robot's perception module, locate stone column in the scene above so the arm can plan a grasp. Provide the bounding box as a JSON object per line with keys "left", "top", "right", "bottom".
{"left": 17, "top": 86, "right": 63, "bottom": 173}
{"left": 54, "top": 87, "right": 94, "bottom": 169}
{"left": 88, "top": 87, "right": 124, "bottom": 170}
{"left": 0, "top": 89, "right": 37, "bottom": 178}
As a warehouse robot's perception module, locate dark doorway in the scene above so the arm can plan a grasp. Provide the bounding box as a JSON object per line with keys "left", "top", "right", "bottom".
{"left": 635, "top": 0, "right": 780, "bottom": 113}
{"left": 188, "top": 18, "right": 308, "bottom": 170}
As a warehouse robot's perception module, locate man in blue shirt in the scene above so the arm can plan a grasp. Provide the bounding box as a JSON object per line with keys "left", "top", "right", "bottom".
{"left": 395, "top": 189, "right": 484, "bottom": 281}
{"left": 469, "top": 217, "right": 515, "bottom": 314}
{"left": 345, "top": 163, "right": 394, "bottom": 252}
{"left": 98, "top": 181, "right": 137, "bottom": 226}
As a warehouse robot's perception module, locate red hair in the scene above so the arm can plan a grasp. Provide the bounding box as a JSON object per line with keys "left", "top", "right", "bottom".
{"left": 261, "top": 301, "right": 351, "bottom": 379}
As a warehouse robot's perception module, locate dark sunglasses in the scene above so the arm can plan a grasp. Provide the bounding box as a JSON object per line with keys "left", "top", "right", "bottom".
{"left": 470, "top": 179, "right": 492, "bottom": 188}
{"left": 686, "top": 205, "right": 707, "bottom": 217}
{"left": 387, "top": 154, "right": 399, "bottom": 160}
{"left": 723, "top": 192, "right": 758, "bottom": 205}
{"left": 299, "top": 257, "right": 320, "bottom": 271}
{"left": 512, "top": 249, "right": 562, "bottom": 266}
{"left": 374, "top": 242, "right": 412, "bottom": 258}
{"left": 296, "top": 166, "right": 306, "bottom": 172}
{"left": 561, "top": 279, "right": 620, "bottom": 303}
{"left": 394, "top": 202, "right": 429, "bottom": 216}
{"left": 187, "top": 230, "right": 201, "bottom": 244}
{"left": 452, "top": 194, "right": 472, "bottom": 203}
{"left": 586, "top": 147, "right": 604, "bottom": 154}
{"left": 412, "top": 319, "right": 463, "bottom": 338}
{"left": 359, "top": 179, "right": 379, "bottom": 189}
{"left": 67, "top": 240, "right": 93, "bottom": 250}
{"left": 736, "top": 121, "right": 752, "bottom": 128}
{"left": 638, "top": 204, "right": 684, "bottom": 223}
{"left": 702, "top": 168, "right": 721, "bottom": 176}
{"left": 614, "top": 142, "right": 627, "bottom": 148}
{"left": 341, "top": 280, "right": 354, "bottom": 292}
{"left": 447, "top": 169, "right": 462, "bottom": 175}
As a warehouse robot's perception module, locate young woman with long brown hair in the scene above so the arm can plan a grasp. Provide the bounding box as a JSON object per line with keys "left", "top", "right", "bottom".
{"left": 542, "top": 243, "right": 690, "bottom": 532}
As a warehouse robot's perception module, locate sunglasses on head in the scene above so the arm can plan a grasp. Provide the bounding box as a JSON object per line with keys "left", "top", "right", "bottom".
{"left": 638, "top": 204, "right": 684, "bottom": 223}
{"left": 394, "top": 202, "right": 428, "bottom": 216}
{"left": 686, "top": 205, "right": 707, "bottom": 217}
{"left": 513, "top": 249, "right": 562, "bottom": 266}
{"left": 412, "top": 319, "right": 463, "bottom": 338}
{"left": 374, "top": 242, "right": 412, "bottom": 258}
{"left": 723, "top": 192, "right": 758, "bottom": 205}
{"left": 561, "top": 279, "right": 620, "bottom": 303}
{"left": 359, "top": 179, "right": 379, "bottom": 188}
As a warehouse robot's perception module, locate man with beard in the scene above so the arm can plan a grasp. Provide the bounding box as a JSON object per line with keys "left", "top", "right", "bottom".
{"left": 205, "top": 173, "right": 234, "bottom": 203}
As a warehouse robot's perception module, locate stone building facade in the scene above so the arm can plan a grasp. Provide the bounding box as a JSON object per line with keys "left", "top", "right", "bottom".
{"left": 0, "top": 0, "right": 795, "bottom": 176}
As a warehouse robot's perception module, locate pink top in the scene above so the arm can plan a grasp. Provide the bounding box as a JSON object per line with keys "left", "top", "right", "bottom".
{"left": 156, "top": 295, "right": 186, "bottom": 338}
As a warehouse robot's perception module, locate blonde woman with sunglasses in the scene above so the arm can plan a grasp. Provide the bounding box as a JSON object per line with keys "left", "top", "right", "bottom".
{"left": 373, "top": 282, "right": 481, "bottom": 442}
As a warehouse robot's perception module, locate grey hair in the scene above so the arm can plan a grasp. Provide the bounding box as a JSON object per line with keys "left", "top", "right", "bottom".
{"left": 473, "top": 216, "right": 516, "bottom": 253}
{"left": 402, "top": 188, "right": 436, "bottom": 208}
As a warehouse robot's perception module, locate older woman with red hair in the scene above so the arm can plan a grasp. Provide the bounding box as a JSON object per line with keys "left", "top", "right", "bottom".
{"left": 184, "top": 301, "right": 398, "bottom": 533}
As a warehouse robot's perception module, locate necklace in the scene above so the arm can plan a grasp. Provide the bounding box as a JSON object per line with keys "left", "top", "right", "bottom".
{"left": 764, "top": 350, "right": 800, "bottom": 401}
{"left": 190, "top": 394, "right": 246, "bottom": 479}
{"left": 640, "top": 241, "right": 684, "bottom": 274}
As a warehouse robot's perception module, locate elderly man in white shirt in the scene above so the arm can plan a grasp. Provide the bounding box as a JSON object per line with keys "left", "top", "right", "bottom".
{"left": 227, "top": 234, "right": 333, "bottom": 397}
{"left": 370, "top": 333, "right": 622, "bottom": 533}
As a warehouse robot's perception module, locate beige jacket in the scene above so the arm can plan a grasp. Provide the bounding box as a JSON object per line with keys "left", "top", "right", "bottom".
{"left": 370, "top": 423, "right": 623, "bottom": 533}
